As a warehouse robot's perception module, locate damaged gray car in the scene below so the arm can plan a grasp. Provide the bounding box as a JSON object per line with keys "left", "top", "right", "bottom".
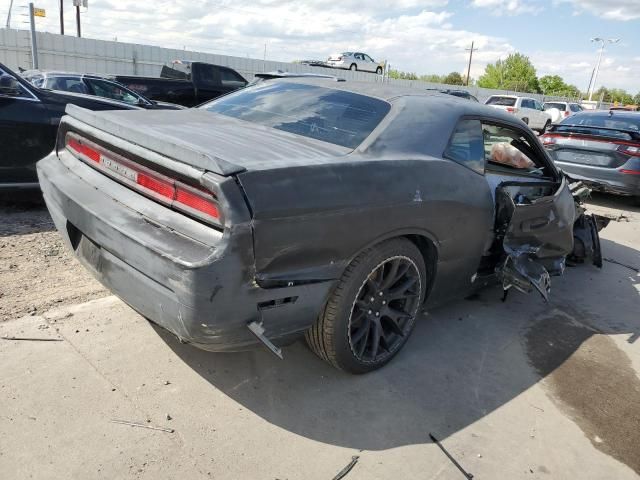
{"left": 37, "top": 80, "right": 606, "bottom": 373}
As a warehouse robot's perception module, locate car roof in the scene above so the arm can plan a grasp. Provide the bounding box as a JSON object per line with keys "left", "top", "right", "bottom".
{"left": 270, "top": 78, "right": 520, "bottom": 121}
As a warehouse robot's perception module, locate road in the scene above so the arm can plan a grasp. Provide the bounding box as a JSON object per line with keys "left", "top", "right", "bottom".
{"left": 0, "top": 193, "right": 639, "bottom": 479}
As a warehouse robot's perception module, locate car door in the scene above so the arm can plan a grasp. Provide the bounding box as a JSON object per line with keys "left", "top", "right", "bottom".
{"left": 533, "top": 100, "right": 547, "bottom": 129}
{"left": 480, "top": 118, "right": 576, "bottom": 300}
{"left": 520, "top": 98, "right": 535, "bottom": 126}
{"left": 0, "top": 67, "right": 56, "bottom": 185}
{"left": 363, "top": 54, "right": 376, "bottom": 72}
{"left": 354, "top": 53, "right": 367, "bottom": 71}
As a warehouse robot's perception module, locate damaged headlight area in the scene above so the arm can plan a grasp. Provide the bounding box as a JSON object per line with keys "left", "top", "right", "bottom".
{"left": 494, "top": 179, "right": 609, "bottom": 302}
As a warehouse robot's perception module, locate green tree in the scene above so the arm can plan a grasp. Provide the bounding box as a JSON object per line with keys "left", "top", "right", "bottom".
{"left": 388, "top": 69, "right": 418, "bottom": 80}
{"left": 634, "top": 93, "right": 640, "bottom": 105}
{"left": 420, "top": 74, "right": 444, "bottom": 83}
{"left": 608, "top": 88, "right": 633, "bottom": 105}
{"left": 442, "top": 71, "right": 464, "bottom": 86}
{"left": 478, "top": 53, "right": 540, "bottom": 93}
{"left": 539, "top": 75, "right": 566, "bottom": 95}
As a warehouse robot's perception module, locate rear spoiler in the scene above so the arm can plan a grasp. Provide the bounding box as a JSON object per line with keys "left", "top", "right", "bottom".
{"left": 63, "top": 104, "right": 246, "bottom": 176}
{"left": 547, "top": 123, "right": 640, "bottom": 142}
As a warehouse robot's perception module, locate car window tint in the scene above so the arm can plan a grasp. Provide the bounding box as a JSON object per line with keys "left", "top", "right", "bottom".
{"left": 220, "top": 69, "right": 246, "bottom": 85}
{"left": 558, "top": 114, "right": 640, "bottom": 139}
{"left": 201, "top": 82, "right": 390, "bottom": 149}
{"left": 544, "top": 102, "right": 566, "bottom": 111}
{"left": 45, "top": 76, "right": 88, "bottom": 94}
{"left": 87, "top": 79, "right": 139, "bottom": 104}
{"left": 0, "top": 69, "right": 31, "bottom": 98}
{"left": 486, "top": 96, "right": 516, "bottom": 106}
{"left": 569, "top": 104, "right": 580, "bottom": 112}
{"left": 444, "top": 119, "right": 484, "bottom": 174}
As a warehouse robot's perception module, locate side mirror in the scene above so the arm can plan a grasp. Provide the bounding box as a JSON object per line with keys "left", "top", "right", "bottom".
{"left": 0, "top": 75, "right": 21, "bottom": 96}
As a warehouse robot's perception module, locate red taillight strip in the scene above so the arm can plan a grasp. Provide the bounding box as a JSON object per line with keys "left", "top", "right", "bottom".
{"left": 619, "top": 169, "right": 640, "bottom": 175}
{"left": 65, "top": 133, "right": 222, "bottom": 225}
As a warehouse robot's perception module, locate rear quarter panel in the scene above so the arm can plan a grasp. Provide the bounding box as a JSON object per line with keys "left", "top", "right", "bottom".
{"left": 238, "top": 157, "right": 495, "bottom": 305}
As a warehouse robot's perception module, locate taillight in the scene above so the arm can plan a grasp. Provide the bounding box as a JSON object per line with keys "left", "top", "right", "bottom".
{"left": 619, "top": 169, "right": 640, "bottom": 175}
{"left": 506, "top": 107, "right": 515, "bottom": 113}
{"left": 540, "top": 135, "right": 556, "bottom": 146}
{"left": 617, "top": 145, "right": 640, "bottom": 157}
{"left": 65, "top": 133, "right": 222, "bottom": 225}
{"left": 564, "top": 111, "right": 570, "bottom": 117}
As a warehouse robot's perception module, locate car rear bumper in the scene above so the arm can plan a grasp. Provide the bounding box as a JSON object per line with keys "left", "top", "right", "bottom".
{"left": 37, "top": 151, "right": 334, "bottom": 352}
{"left": 556, "top": 161, "right": 640, "bottom": 196}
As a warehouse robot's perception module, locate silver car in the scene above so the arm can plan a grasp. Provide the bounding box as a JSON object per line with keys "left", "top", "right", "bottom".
{"left": 327, "top": 52, "right": 383, "bottom": 74}
{"left": 541, "top": 110, "right": 640, "bottom": 200}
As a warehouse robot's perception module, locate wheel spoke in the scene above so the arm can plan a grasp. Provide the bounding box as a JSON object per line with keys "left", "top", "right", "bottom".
{"left": 383, "top": 315, "right": 406, "bottom": 336}
{"left": 351, "top": 318, "right": 371, "bottom": 345}
{"left": 356, "top": 323, "right": 371, "bottom": 358}
{"left": 388, "top": 275, "right": 418, "bottom": 296}
{"left": 368, "top": 322, "right": 381, "bottom": 360}
{"left": 379, "top": 259, "right": 400, "bottom": 290}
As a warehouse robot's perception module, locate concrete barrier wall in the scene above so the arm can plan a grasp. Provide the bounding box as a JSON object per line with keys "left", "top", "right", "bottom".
{"left": 0, "top": 28, "right": 575, "bottom": 103}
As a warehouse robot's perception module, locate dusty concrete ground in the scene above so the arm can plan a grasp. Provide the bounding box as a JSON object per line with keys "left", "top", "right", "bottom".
{"left": 0, "top": 192, "right": 638, "bottom": 479}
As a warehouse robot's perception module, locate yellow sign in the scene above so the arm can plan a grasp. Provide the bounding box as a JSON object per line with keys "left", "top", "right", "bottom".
{"left": 34, "top": 8, "right": 46, "bottom": 17}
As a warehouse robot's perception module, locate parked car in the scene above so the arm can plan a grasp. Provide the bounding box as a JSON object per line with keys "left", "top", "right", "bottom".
{"left": 428, "top": 88, "right": 479, "bottom": 102}
{"left": 485, "top": 95, "right": 552, "bottom": 133}
{"left": 543, "top": 101, "right": 583, "bottom": 123}
{"left": 541, "top": 110, "right": 640, "bottom": 200}
{"left": 326, "top": 52, "right": 383, "bottom": 74}
{"left": 112, "top": 60, "right": 247, "bottom": 107}
{"left": 37, "top": 79, "right": 605, "bottom": 373}
{"left": 247, "top": 70, "right": 342, "bottom": 87}
{"left": 21, "top": 71, "right": 185, "bottom": 110}
{"left": 0, "top": 63, "right": 139, "bottom": 190}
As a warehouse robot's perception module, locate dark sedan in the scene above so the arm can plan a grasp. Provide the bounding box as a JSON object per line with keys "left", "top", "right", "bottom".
{"left": 541, "top": 111, "right": 640, "bottom": 200}
{"left": 21, "top": 71, "right": 185, "bottom": 110}
{"left": 0, "top": 63, "right": 139, "bottom": 190}
{"left": 37, "top": 80, "right": 605, "bottom": 373}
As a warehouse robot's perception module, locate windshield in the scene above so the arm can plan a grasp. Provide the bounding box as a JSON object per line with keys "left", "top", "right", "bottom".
{"left": 486, "top": 96, "right": 516, "bottom": 106}
{"left": 544, "top": 102, "right": 566, "bottom": 111}
{"left": 200, "top": 82, "right": 391, "bottom": 149}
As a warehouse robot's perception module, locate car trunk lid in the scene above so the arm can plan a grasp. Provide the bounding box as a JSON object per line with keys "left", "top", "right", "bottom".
{"left": 64, "top": 104, "right": 350, "bottom": 176}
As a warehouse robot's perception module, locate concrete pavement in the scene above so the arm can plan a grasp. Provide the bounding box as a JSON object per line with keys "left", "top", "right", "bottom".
{"left": 1, "top": 204, "right": 639, "bottom": 480}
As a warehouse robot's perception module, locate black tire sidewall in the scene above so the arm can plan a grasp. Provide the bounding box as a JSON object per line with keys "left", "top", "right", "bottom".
{"left": 330, "top": 239, "right": 427, "bottom": 373}
{"left": 350, "top": 63, "right": 357, "bottom": 71}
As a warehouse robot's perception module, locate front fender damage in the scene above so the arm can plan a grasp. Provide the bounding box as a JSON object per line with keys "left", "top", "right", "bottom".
{"left": 495, "top": 179, "right": 609, "bottom": 302}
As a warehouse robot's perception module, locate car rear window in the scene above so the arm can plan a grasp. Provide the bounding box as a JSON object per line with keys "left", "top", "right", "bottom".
{"left": 200, "top": 82, "right": 391, "bottom": 149}
{"left": 556, "top": 114, "right": 640, "bottom": 140}
{"left": 544, "top": 102, "right": 566, "bottom": 111}
{"left": 486, "top": 96, "right": 516, "bottom": 106}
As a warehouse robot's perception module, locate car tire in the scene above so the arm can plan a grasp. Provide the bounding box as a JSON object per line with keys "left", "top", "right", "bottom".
{"left": 376, "top": 66, "right": 383, "bottom": 75}
{"left": 350, "top": 63, "right": 357, "bottom": 71}
{"left": 539, "top": 120, "right": 551, "bottom": 134}
{"left": 305, "top": 238, "right": 427, "bottom": 374}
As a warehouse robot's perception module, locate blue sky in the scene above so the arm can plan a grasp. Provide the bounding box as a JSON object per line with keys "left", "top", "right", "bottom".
{"left": 3, "top": 0, "right": 639, "bottom": 92}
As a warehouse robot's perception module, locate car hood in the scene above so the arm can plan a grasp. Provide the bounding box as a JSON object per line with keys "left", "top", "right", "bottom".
{"left": 64, "top": 105, "right": 351, "bottom": 176}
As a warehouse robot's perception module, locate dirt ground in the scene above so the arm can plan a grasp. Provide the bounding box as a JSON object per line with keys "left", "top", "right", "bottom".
{"left": 0, "top": 197, "right": 107, "bottom": 322}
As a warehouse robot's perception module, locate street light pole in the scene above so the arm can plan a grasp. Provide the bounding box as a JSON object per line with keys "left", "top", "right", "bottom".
{"left": 465, "top": 41, "right": 478, "bottom": 87}
{"left": 588, "top": 37, "right": 619, "bottom": 101}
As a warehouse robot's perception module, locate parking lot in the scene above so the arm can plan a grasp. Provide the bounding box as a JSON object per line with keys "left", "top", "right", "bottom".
{"left": 1, "top": 193, "right": 638, "bottom": 479}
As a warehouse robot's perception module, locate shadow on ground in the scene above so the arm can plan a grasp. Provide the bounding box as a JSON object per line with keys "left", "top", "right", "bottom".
{"left": 0, "top": 194, "right": 55, "bottom": 237}
{"left": 586, "top": 191, "right": 640, "bottom": 214}
{"left": 156, "top": 239, "right": 640, "bottom": 457}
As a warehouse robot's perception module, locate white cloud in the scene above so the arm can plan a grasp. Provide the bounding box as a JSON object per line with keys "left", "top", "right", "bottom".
{"left": 559, "top": 0, "right": 640, "bottom": 20}
{"left": 471, "top": 0, "right": 544, "bottom": 15}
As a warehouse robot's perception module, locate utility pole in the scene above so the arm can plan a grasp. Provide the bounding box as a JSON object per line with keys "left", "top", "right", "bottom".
{"left": 72, "top": 0, "right": 83, "bottom": 37}
{"left": 588, "top": 37, "right": 619, "bottom": 101}
{"left": 59, "top": 0, "right": 64, "bottom": 34}
{"left": 28, "top": 2, "right": 38, "bottom": 68}
{"left": 465, "top": 41, "right": 478, "bottom": 86}
{"left": 6, "top": 0, "right": 14, "bottom": 28}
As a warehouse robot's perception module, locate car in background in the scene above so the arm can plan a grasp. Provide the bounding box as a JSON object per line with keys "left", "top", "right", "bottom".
{"left": 112, "top": 61, "right": 248, "bottom": 107}
{"left": 0, "top": 62, "right": 139, "bottom": 190}
{"left": 37, "top": 78, "right": 605, "bottom": 373}
{"left": 247, "top": 70, "right": 342, "bottom": 87}
{"left": 610, "top": 106, "right": 639, "bottom": 112}
{"left": 485, "top": 95, "right": 552, "bottom": 133}
{"left": 326, "top": 52, "right": 383, "bottom": 74}
{"left": 22, "top": 71, "right": 184, "bottom": 110}
{"left": 543, "top": 101, "right": 583, "bottom": 123}
{"left": 541, "top": 110, "right": 640, "bottom": 201}
{"left": 427, "top": 88, "right": 478, "bottom": 102}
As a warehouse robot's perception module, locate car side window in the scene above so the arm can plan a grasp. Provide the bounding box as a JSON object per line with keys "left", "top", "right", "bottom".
{"left": 364, "top": 54, "right": 374, "bottom": 62}
{"left": 521, "top": 99, "right": 532, "bottom": 109}
{"left": 220, "top": 68, "right": 246, "bottom": 86}
{"left": 86, "top": 78, "right": 139, "bottom": 104}
{"left": 482, "top": 122, "right": 551, "bottom": 176}
{"left": 0, "top": 68, "right": 32, "bottom": 99}
{"left": 444, "top": 119, "right": 485, "bottom": 175}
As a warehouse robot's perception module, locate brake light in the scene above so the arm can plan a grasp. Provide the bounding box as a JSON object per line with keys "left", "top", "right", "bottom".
{"left": 564, "top": 111, "right": 570, "bottom": 117}
{"left": 619, "top": 169, "right": 640, "bottom": 175}
{"left": 540, "top": 135, "right": 556, "bottom": 146}
{"left": 617, "top": 145, "right": 640, "bottom": 157}
{"left": 65, "top": 134, "right": 222, "bottom": 225}
{"left": 67, "top": 137, "right": 101, "bottom": 163}
{"left": 506, "top": 107, "right": 515, "bottom": 113}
